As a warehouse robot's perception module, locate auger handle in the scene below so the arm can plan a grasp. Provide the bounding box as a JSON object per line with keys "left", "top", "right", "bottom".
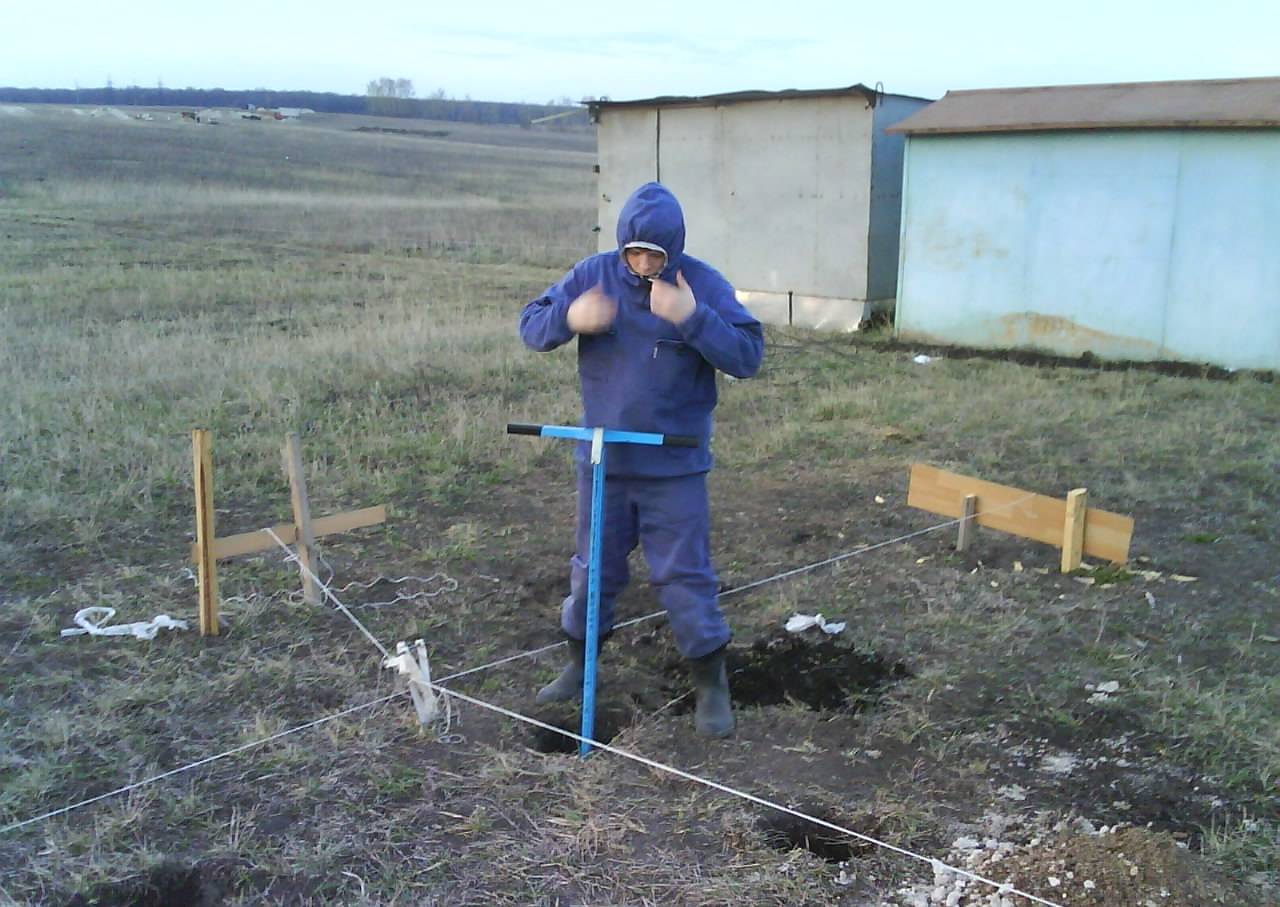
{"left": 506, "top": 423, "right": 698, "bottom": 447}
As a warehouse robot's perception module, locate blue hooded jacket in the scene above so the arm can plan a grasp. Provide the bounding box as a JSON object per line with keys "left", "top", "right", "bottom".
{"left": 519, "top": 182, "right": 764, "bottom": 477}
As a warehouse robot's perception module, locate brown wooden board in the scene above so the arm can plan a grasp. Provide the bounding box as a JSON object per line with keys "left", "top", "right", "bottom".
{"left": 189, "top": 506, "right": 387, "bottom": 562}
{"left": 907, "top": 464, "right": 1133, "bottom": 564}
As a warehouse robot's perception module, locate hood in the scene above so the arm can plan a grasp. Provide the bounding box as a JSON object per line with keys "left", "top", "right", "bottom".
{"left": 615, "top": 182, "right": 685, "bottom": 281}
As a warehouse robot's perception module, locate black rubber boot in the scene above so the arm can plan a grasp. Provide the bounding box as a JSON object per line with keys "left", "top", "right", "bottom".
{"left": 536, "top": 636, "right": 588, "bottom": 704}
{"left": 689, "top": 645, "right": 735, "bottom": 738}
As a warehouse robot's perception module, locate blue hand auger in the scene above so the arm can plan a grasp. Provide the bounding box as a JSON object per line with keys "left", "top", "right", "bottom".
{"left": 507, "top": 422, "right": 697, "bottom": 757}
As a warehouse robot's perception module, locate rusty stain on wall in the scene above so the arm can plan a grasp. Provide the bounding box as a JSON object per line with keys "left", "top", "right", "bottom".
{"left": 900, "top": 312, "right": 1167, "bottom": 360}
{"left": 992, "top": 313, "right": 1162, "bottom": 357}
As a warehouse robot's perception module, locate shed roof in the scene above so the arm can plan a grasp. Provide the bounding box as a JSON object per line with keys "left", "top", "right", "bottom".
{"left": 890, "top": 76, "right": 1280, "bottom": 135}
{"left": 587, "top": 84, "right": 929, "bottom": 117}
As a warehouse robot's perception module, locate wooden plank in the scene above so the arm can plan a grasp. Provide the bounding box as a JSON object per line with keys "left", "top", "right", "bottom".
{"left": 197, "top": 521, "right": 299, "bottom": 561}
{"left": 907, "top": 464, "right": 1133, "bottom": 563}
{"left": 956, "top": 493, "right": 977, "bottom": 552}
{"left": 284, "top": 433, "right": 320, "bottom": 604}
{"left": 1061, "top": 488, "right": 1088, "bottom": 573}
{"left": 190, "top": 506, "right": 387, "bottom": 562}
{"left": 192, "top": 429, "right": 220, "bottom": 636}
{"left": 312, "top": 506, "right": 387, "bottom": 540}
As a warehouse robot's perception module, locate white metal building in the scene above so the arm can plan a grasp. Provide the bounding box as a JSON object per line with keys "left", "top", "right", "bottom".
{"left": 589, "top": 86, "right": 931, "bottom": 329}
{"left": 891, "top": 77, "right": 1280, "bottom": 370}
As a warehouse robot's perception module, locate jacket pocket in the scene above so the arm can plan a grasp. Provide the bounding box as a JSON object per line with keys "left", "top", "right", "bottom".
{"left": 650, "top": 339, "right": 701, "bottom": 397}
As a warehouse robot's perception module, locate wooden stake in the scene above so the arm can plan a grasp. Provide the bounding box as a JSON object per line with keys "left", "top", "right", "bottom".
{"left": 192, "top": 429, "right": 220, "bottom": 636}
{"left": 283, "top": 433, "right": 321, "bottom": 604}
{"left": 1061, "top": 488, "right": 1088, "bottom": 573}
{"left": 956, "top": 494, "right": 977, "bottom": 552}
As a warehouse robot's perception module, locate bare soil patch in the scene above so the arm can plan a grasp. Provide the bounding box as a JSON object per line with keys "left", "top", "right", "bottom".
{"left": 1, "top": 106, "right": 1274, "bottom": 907}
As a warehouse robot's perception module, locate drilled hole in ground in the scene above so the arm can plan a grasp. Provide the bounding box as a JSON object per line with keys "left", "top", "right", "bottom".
{"left": 758, "top": 811, "right": 872, "bottom": 863}
{"left": 65, "top": 861, "right": 217, "bottom": 907}
{"left": 530, "top": 705, "right": 627, "bottom": 754}
{"left": 662, "top": 631, "right": 909, "bottom": 713}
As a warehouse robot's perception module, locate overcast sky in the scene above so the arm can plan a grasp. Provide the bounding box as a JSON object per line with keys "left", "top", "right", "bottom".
{"left": 2, "top": 0, "right": 1275, "bottom": 103}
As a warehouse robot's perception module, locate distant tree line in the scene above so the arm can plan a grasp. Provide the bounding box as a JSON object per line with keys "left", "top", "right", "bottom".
{"left": 0, "top": 84, "right": 586, "bottom": 127}
{"left": 365, "top": 77, "right": 418, "bottom": 117}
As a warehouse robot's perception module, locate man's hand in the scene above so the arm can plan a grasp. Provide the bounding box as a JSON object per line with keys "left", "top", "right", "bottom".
{"left": 566, "top": 286, "right": 618, "bottom": 334}
{"left": 649, "top": 270, "right": 696, "bottom": 325}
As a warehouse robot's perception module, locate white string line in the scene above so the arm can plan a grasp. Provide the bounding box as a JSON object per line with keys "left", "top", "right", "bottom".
{"left": 0, "top": 691, "right": 405, "bottom": 836}
{"left": 309, "top": 543, "right": 459, "bottom": 610}
{"left": 263, "top": 528, "right": 391, "bottom": 659}
{"left": 435, "top": 684, "right": 1065, "bottom": 907}
{"left": 0, "top": 669, "right": 1062, "bottom": 906}
{"left": 443, "top": 493, "right": 1037, "bottom": 683}
{"left": 191, "top": 562, "right": 456, "bottom": 614}
{"left": 221, "top": 505, "right": 993, "bottom": 686}
{"left": 432, "top": 494, "right": 1068, "bottom": 904}
{"left": 437, "top": 640, "right": 568, "bottom": 683}
{"left": 1, "top": 500, "right": 1063, "bottom": 907}
{"left": 0, "top": 496, "right": 1042, "bottom": 858}
{"left": 264, "top": 531, "right": 456, "bottom": 742}
{"left": 2, "top": 539, "right": 443, "bottom": 837}
{"left": 721, "top": 494, "right": 1038, "bottom": 600}
{"left": 329, "top": 571, "right": 459, "bottom": 610}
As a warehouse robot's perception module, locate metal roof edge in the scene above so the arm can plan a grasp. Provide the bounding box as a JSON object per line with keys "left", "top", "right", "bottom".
{"left": 938, "top": 73, "right": 1280, "bottom": 96}
{"left": 587, "top": 84, "right": 884, "bottom": 112}
{"left": 887, "top": 76, "right": 1280, "bottom": 134}
{"left": 890, "top": 120, "right": 1280, "bottom": 135}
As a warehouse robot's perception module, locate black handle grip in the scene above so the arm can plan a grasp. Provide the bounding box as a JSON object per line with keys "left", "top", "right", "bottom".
{"left": 664, "top": 435, "right": 698, "bottom": 448}
{"left": 506, "top": 422, "right": 543, "bottom": 436}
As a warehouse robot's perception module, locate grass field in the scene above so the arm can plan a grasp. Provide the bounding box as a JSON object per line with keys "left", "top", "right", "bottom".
{"left": 1, "top": 105, "right": 1276, "bottom": 906}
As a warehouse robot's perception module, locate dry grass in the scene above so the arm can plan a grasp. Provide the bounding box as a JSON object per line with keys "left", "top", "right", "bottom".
{"left": 0, "top": 105, "right": 1276, "bottom": 906}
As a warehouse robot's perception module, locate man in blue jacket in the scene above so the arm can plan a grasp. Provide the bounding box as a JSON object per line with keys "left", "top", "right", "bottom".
{"left": 519, "top": 182, "right": 764, "bottom": 738}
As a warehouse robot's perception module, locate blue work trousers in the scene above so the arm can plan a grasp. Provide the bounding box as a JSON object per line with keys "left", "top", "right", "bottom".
{"left": 560, "top": 469, "right": 729, "bottom": 659}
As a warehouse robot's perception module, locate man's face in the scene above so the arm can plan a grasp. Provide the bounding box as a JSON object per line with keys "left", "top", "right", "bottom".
{"left": 625, "top": 247, "right": 666, "bottom": 279}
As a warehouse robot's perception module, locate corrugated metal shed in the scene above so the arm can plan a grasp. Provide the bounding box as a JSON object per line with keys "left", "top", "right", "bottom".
{"left": 591, "top": 85, "right": 932, "bottom": 329}
{"left": 891, "top": 76, "right": 1280, "bottom": 134}
{"left": 893, "top": 76, "right": 1280, "bottom": 370}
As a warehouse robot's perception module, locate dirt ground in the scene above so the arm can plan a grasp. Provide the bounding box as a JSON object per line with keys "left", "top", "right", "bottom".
{"left": 6, "top": 352, "right": 1276, "bottom": 907}
{"left": 156, "top": 440, "right": 1264, "bottom": 906}
{"left": 1, "top": 108, "right": 1275, "bottom": 906}
{"left": 8, "top": 395, "right": 1276, "bottom": 906}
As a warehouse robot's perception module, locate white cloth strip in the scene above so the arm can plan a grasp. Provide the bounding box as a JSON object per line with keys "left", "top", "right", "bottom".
{"left": 60, "top": 607, "right": 188, "bottom": 640}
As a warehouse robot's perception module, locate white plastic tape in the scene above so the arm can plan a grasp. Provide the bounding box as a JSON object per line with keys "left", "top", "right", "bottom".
{"left": 784, "top": 613, "right": 846, "bottom": 635}
{"left": 383, "top": 639, "right": 442, "bottom": 726}
{"left": 61, "top": 607, "right": 189, "bottom": 640}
